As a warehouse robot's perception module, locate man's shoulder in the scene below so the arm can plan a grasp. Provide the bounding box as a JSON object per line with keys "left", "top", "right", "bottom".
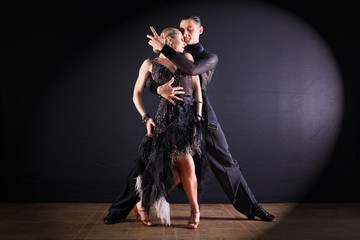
{"left": 202, "top": 49, "right": 218, "bottom": 62}
{"left": 200, "top": 44, "right": 217, "bottom": 56}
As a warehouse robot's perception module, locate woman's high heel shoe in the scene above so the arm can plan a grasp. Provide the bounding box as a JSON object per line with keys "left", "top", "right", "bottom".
{"left": 188, "top": 210, "right": 200, "bottom": 229}
{"left": 133, "top": 205, "right": 153, "bottom": 226}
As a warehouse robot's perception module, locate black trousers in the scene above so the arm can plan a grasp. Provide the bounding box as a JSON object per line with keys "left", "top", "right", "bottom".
{"left": 108, "top": 93, "right": 258, "bottom": 218}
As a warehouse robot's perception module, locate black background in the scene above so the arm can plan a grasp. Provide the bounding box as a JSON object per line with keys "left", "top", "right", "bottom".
{"left": 1, "top": 0, "right": 359, "bottom": 204}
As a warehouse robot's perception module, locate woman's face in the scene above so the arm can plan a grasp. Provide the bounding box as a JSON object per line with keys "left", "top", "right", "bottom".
{"left": 168, "top": 31, "right": 186, "bottom": 53}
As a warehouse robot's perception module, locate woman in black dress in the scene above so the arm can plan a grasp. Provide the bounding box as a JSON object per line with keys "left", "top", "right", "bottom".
{"left": 132, "top": 27, "right": 207, "bottom": 228}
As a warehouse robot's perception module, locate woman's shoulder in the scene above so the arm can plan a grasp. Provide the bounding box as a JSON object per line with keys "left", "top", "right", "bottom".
{"left": 143, "top": 57, "right": 163, "bottom": 64}
{"left": 184, "top": 52, "right": 194, "bottom": 62}
{"left": 141, "top": 58, "right": 154, "bottom": 66}
{"left": 139, "top": 58, "right": 154, "bottom": 73}
{"left": 143, "top": 57, "right": 152, "bottom": 63}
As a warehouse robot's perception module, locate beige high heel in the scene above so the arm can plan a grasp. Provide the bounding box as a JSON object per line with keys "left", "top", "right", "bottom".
{"left": 133, "top": 205, "right": 153, "bottom": 226}
{"left": 188, "top": 210, "right": 200, "bottom": 229}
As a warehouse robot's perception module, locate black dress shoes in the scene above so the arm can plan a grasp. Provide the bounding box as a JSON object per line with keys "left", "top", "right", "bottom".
{"left": 103, "top": 213, "right": 123, "bottom": 224}
{"left": 249, "top": 205, "right": 276, "bottom": 222}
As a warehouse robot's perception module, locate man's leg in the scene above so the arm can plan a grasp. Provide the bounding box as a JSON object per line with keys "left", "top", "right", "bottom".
{"left": 206, "top": 122, "right": 257, "bottom": 217}
{"left": 104, "top": 167, "right": 140, "bottom": 224}
{"left": 205, "top": 121, "right": 275, "bottom": 221}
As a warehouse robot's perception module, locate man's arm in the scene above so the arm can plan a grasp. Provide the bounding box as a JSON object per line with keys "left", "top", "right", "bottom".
{"left": 161, "top": 45, "right": 218, "bottom": 75}
{"left": 145, "top": 75, "right": 185, "bottom": 106}
{"left": 145, "top": 75, "right": 160, "bottom": 95}
{"left": 184, "top": 52, "right": 202, "bottom": 119}
{"left": 147, "top": 26, "right": 218, "bottom": 75}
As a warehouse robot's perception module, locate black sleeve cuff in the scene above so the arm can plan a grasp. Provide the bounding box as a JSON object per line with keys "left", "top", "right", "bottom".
{"left": 160, "top": 44, "right": 176, "bottom": 59}
{"left": 146, "top": 75, "right": 160, "bottom": 95}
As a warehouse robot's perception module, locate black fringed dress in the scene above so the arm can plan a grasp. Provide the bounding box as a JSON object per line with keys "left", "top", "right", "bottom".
{"left": 135, "top": 58, "right": 208, "bottom": 225}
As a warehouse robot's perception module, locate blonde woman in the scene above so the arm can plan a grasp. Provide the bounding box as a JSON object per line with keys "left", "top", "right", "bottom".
{"left": 132, "top": 27, "right": 207, "bottom": 228}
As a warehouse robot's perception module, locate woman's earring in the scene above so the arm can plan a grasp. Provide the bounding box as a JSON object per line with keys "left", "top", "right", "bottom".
{"left": 167, "top": 40, "right": 174, "bottom": 49}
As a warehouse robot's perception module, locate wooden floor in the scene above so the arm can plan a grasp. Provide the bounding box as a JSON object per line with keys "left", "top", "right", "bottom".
{"left": 0, "top": 203, "right": 359, "bottom": 240}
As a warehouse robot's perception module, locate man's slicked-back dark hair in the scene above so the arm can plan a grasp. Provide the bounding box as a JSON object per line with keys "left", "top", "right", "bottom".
{"left": 181, "top": 15, "right": 201, "bottom": 26}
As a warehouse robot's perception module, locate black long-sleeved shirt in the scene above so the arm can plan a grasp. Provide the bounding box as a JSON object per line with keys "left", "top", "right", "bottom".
{"left": 146, "top": 42, "right": 218, "bottom": 93}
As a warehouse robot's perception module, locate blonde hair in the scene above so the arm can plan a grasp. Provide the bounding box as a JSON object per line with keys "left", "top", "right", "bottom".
{"left": 153, "top": 27, "right": 180, "bottom": 54}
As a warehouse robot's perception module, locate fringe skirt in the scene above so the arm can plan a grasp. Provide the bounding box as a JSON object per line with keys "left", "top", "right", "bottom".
{"left": 134, "top": 99, "right": 208, "bottom": 225}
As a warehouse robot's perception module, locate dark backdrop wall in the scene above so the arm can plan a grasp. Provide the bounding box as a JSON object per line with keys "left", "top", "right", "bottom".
{"left": 1, "top": 0, "right": 359, "bottom": 203}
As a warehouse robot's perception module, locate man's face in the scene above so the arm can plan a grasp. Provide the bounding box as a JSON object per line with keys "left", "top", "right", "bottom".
{"left": 179, "top": 19, "right": 203, "bottom": 45}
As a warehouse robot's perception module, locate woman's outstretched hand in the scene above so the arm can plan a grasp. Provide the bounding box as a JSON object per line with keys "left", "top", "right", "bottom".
{"left": 147, "top": 26, "right": 165, "bottom": 52}
{"left": 157, "top": 77, "right": 185, "bottom": 106}
{"left": 146, "top": 118, "right": 156, "bottom": 138}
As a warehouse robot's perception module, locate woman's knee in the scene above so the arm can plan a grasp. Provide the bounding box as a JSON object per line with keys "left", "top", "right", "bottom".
{"left": 176, "top": 155, "right": 195, "bottom": 175}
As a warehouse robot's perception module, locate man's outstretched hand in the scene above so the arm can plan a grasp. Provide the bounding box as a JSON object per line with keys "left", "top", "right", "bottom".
{"left": 147, "top": 26, "right": 165, "bottom": 52}
{"left": 157, "top": 77, "right": 185, "bottom": 106}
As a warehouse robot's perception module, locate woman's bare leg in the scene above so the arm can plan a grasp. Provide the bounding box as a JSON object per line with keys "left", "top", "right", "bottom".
{"left": 170, "top": 164, "right": 181, "bottom": 190}
{"left": 175, "top": 153, "right": 200, "bottom": 223}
